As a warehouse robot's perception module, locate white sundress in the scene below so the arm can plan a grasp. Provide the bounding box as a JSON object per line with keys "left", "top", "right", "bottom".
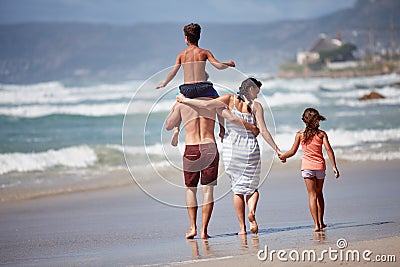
{"left": 222, "top": 96, "right": 261, "bottom": 195}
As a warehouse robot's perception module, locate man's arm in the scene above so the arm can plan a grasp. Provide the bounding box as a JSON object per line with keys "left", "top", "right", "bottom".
{"left": 165, "top": 102, "right": 181, "bottom": 131}
{"left": 206, "top": 50, "right": 235, "bottom": 70}
{"left": 156, "top": 54, "right": 182, "bottom": 89}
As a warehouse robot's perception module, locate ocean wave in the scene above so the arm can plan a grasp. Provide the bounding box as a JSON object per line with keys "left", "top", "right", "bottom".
{"left": 328, "top": 128, "right": 400, "bottom": 147}
{"left": 0, "top": 145, "right": 97, "bottom": 175}
{"left": 335, "top": 149, "right": 400, "bottom": 161}
{"left": 263, "top": 73, "right": 400, "bottom": 92}
{"left": 0, "top": 99, "right": 175, "bottom": 118}
{"left": 275, "top": 127, "right": 400, "bottom": 149}
{"left": 265, "top": 92, "right": 320, "bottom": 107}
{"left": 0, "top": 80, "right": 152, "bottom": 105}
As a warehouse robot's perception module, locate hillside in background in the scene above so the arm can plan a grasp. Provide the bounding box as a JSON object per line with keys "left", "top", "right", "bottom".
{"left": 0, "top": 0, "right": 399, "bottom": 84}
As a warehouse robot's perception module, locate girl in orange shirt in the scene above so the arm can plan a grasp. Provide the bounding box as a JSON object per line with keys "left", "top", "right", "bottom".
{"left": 279, "top": 108, "right": 340, "bottom": 232}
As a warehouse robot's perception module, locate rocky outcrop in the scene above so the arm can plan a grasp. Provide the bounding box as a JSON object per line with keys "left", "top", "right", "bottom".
{"left": 359, "top": 91, "right": 385, "bottom": 101}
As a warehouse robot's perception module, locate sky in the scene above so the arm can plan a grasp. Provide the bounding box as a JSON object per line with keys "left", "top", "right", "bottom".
{"left": 0, "top": 0, "right": 357, "bottom": 25}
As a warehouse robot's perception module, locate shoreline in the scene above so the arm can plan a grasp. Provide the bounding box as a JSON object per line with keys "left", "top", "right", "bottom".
{"left": 0, "top": 159, "right": 399, "bottom": 266}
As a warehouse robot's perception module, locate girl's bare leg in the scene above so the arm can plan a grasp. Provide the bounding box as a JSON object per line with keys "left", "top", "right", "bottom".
{"left": 246, "top": 191, "right": 259, "bottom": 234}
{"left": 304, "top": 178, "right": 320, "bottom": 232}
{"left": 233, "top": 194, "right": 247, "bottom": 235}
{"left": 316, "top": 178, "right": 326, "bottom": 229}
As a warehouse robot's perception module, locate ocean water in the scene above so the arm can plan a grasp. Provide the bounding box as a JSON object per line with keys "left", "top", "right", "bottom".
{"left": 1, "top": 73, "right": 400, "bottom": 201}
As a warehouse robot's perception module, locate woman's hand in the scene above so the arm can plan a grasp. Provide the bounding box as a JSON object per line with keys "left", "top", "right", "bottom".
{"left": 176, "top": 93, "right": 186, "bottom": 103}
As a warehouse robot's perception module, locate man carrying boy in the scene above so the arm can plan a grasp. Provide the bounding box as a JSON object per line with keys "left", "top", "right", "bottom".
{"left": 165, "top": 100, "right": 258, "bottom": 239}
{"left": 157, "top": 23, "right": 235, "bottom": 146}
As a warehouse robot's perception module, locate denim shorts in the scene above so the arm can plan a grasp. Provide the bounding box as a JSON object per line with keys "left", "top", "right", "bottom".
{"left": 302, "top": 170, "right": 326, "bottom": 179}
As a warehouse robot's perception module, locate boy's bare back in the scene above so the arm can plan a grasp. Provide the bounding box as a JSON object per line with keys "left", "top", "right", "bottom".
{"left": 156, "top": 23, "right": 234, "bottom": 89}
{"left": 179, "top": 46, "right": 210, "bottom": 84}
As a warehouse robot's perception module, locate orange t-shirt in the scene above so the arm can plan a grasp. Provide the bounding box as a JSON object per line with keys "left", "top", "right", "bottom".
{"left": 301, "top": 134, "right": 326, "bottom": 170}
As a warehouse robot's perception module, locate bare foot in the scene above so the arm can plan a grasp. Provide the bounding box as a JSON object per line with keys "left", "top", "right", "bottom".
{"left": 237, "top": 230, "right": 247, "bottom": 235}
{"left": 186, "top": 228, "right": 197, "bottom": 239}
{"left": 171, "top": 127, "right": 179, "bottom": 147}
{"left": 320, "top": 223, "right": 327, "bottom": 229}
{"left": 248, "top": 213, "right": 258, "bottom": 234}
{"left": 313, "top": 225, "right": 321, "bottom": 232}
{"left": 200, "top": 233, "right": 210, "bottom": 239}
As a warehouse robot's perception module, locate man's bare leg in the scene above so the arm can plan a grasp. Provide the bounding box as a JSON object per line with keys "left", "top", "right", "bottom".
{"left": 234, "top": 194, "right": 247, "bottom": 235}
{"left": 246, "top": 191, "right": 259, "bottom": 234}
{"left": 186, "top": 187, "right": 198, "bottom": 239}
{"left": 201, "top": 185, "right": 214, "bottom": 239}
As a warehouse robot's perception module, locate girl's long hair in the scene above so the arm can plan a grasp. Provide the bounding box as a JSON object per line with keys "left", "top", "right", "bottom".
{"left": 302, "top": 108, "right": 326, "bottom": 144}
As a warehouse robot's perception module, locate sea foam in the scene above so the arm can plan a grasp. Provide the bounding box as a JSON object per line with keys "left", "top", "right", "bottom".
{"left": 0, "top": 145, "right": 97, "bottom": 175}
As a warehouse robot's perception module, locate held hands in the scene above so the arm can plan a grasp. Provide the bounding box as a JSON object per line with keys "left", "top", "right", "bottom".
{"left": 278, "top": 150, "right": 287, "bottom": 163}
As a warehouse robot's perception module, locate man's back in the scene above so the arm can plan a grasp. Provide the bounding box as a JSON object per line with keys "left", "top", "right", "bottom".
{"left": 176, "top": 101, "right": 216, "bottom": 145}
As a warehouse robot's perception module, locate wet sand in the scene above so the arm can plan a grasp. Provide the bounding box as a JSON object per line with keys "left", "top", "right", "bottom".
{"left": 0, "top": 160, "right": 399, "bottom": 266}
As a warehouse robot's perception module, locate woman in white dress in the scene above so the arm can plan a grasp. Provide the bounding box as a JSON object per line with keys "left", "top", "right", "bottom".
{"left": 177, "top": 77, "right": 281, "bottom": 234}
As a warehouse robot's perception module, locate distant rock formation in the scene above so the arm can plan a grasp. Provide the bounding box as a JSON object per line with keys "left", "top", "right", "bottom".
{"left": 359, "top": 91, "right": 385, "bottom": 101}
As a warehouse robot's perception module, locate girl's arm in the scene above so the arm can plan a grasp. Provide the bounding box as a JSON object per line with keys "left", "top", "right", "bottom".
{"left": 253, "top": 102, "right": 281, "bottom": 155}
{"left": 280, "top": 131, "right": 301, "bottom": 162}
{"left": 321, "top": 131, "right": 340, "bottom": 178}
{"left": 176, "top": 93, "right": 230, "bottom": 110}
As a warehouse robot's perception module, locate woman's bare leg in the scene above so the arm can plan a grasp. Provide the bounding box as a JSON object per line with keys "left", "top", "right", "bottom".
{"left": 233, "top": 194, "right": 246, "bottom": 235}
{"left": 246, "top": 191, "right": 259, "bottom": 234}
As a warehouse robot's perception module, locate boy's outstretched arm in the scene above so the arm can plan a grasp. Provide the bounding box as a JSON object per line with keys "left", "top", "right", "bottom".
{"left": 321, "top": 131, "right": 340, "bottom": 178}
{"left": 156, "top": 54, "right": 182, "bottom": 89}
{"left": 206, "top": 50, "right": 235, "bottom": 70}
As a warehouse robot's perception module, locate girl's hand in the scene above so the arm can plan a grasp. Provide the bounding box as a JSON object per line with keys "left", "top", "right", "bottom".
{"left": 176, "top": 93, "right": 186, "bottom": 103}
{"left": 278, "top": 152, "right": 287, "bottom": 163}
{"left": 333, "top": 167, "right": 340, "bottom": 179}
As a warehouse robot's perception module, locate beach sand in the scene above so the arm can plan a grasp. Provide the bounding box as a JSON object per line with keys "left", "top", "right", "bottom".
{"left": 0, "top": 160, "right": 399, "bottom": 266}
